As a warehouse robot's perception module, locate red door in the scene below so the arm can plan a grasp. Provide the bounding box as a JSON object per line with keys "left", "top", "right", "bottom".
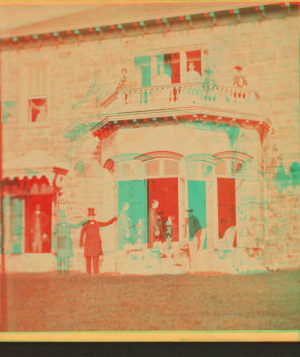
{"left": 25, "top": 195, "right": 52, "bottom": 253}
{"left": 217, "top": 178, "right": 237, "bottom": 247}
{"left": 148, "top": 178, "right": 179, "bottom": 246}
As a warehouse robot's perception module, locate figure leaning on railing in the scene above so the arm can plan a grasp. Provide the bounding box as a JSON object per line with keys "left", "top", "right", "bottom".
{"left": 72, "top": 71, "right": 101, "bottom": 110}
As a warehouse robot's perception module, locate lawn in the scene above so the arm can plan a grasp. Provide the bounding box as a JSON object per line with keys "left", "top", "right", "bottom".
{"left": 2, "top": 270, "right": 300, "bottom": 331}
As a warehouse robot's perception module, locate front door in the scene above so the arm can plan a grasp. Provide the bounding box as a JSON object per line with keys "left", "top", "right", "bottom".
{"left": 148, "top": 178, "right": 179, "bottom": 245}
{"left": 25, "top": 195, "right": 52, "bottom": 253}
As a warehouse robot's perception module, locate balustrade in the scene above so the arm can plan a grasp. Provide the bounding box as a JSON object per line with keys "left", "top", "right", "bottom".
{"left": 74, "top": 81, "right": 261, "bottom": 119}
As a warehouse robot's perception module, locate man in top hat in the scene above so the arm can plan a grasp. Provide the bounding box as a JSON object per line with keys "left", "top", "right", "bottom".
{"left": 52, "top": 210, "right": 87, "bottom": 276}
{"left": 80, "top": 208, "right": 117, "bottom": 274}
{"left": 185, "top": 209, "right": 202, "bottom": 273}
{"left": 233, "top": 65, "right": 248, "bottom": 98}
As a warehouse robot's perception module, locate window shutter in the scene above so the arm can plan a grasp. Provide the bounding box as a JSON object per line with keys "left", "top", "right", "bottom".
{"left": 186, "top": 50, "right": 201, "bottom": 75}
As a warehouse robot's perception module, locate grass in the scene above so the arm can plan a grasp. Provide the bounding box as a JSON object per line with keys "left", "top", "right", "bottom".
{"left": 3, "top": 270, "right": 300, "bottom": 332}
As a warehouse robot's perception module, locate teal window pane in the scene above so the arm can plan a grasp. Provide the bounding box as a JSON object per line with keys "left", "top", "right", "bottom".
{"left": 11, "top": 198, "right": 24, "bottom": 254}
{"left": 188, "top": 180, "right": 207, "bottom": 231}
{"left": 118, "top": 180, "right": 148, "bottom": 250}
{"left": 134, "top": 56, "right": 151, "bottom": 87}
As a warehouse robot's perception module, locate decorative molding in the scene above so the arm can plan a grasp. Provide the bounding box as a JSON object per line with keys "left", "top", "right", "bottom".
{"left": 214, "top": 151, "right": 253, "bottom": 163}
{"left": 1, "top": 3, "right": 299, "bottom": 50}
{"left": 135, "top": 151, "right": 184, "bottom": 162}
{"left": 183, "top": 153, "right": 224, "bottom": 165}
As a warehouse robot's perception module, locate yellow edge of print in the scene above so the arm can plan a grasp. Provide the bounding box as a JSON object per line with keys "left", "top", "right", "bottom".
{"left": 0, "top": 1, "right": 286, "bottom": 6}
{"left": 1, "top": 331, "right": 299, "bottom": 342}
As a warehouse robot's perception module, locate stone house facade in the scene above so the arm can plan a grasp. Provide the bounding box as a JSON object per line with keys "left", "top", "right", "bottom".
{"left": 1, "top": 3, "right": 300, "bottom": 274}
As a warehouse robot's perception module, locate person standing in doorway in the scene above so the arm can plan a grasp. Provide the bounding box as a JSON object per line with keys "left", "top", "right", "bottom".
{"left": 80, "top": 208, "right": 117, "bottom": 275}
{"left": 186, "top": 209, "right": 202, "bottom": 273}
{"left": 52, "top": 210, "right": 87, "bottom": 276}
{"left": 119, "top": 202, "right": 133, "bottom": 249}
{"left": 32, "top": 204, "right": 48, "bottom": 253}
{"left": 149, "top": 199, "right": 161, "bottom": 248}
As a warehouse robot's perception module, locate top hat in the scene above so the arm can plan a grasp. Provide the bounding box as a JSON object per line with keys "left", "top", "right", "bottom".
{"left": 87, "top": 208, "right": 96, "bottom": 216}
{"left": 234, "top": 65, "right": 242, "bottom": 71}
{"left": 204, "top": 69, "right": 213, "bottom": 74}
{"left": 59, "top": 210, "right": 67, "bottom": 218}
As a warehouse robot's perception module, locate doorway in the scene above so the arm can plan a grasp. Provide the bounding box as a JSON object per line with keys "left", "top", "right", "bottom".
{"left": 148, "top": 178, "right": 179, "bottom": 246}
{"left": 25, "top": 195, "right": 52, "bottom": 253}
{"left": 117, "top": 180, "right": 148, "bottom": 250}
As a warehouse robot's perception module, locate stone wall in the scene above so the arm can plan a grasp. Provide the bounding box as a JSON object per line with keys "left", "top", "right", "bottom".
{"left": 1, "top": 14, "right": 300, "bottom": 265}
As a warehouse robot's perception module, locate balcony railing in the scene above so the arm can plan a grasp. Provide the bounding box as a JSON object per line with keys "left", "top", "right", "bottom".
{"left": 64, "top": 82, "right": 268, "bottom": 142}
{"left": 74, "top": 82, "right": 261, "bottom": 119}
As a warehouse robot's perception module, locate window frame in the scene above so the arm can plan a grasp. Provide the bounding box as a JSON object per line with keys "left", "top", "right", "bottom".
{"left": 132, "top": 44, "right": 209, "bottom": 87}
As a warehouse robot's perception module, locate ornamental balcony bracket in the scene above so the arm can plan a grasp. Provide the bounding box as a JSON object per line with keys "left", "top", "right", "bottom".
{"left": 62, "top": 82, "right": 273, "bottom": 146}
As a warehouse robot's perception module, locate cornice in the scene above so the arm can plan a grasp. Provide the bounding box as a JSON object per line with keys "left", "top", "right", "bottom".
{"left": 1, "top": 3, "right": 298, "bottom": 50}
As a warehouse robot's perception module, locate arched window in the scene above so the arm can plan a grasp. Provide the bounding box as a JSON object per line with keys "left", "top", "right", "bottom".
{"left": 116, "top": 162, "right": 131, "bottom": 180}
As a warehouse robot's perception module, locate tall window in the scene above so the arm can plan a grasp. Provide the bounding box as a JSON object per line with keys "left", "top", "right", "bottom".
{"left": 156, "top": 52, "right": 180, "bottom": 84}
{"left": 133, "top": 47, "right": 207, "bottom": 87}
{"left": 27, "top": 63, "right": 48, "bottom": 125}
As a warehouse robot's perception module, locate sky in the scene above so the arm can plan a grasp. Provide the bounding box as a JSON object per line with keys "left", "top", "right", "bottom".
{"left": 0, "top": 5, "right": 94, "bottom": 30}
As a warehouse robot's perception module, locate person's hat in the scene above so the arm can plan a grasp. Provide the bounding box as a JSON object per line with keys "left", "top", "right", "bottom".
{"left": 204, "top": 69, "right": 213, "bottom": 74}
{"left": 234, "top": 65, "right": 242, "bottom": 71}
{"left": 59, "top": 210, "right": 67, "bottom": 218}
{"left": 121, "top": 68, "right": 128, "bottom": 72}
{"left": 87, "top": 208, "right": 96, "bottom": 216}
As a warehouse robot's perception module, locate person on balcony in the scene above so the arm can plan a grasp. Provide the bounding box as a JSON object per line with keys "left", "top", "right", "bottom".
{"left": 203, "top": 69, "right": 217, "bottom": 90}
{"left": 72, "top": 70, "right": 101, "bottom": 110}
{"left": 155, "top": 65, "right": 171, "bottom": 86}
{"left": 80, "top": 208, "right": 117, "bottom": 275}
{"left": 233, "top": 65, "right": 248, "bottom": 99}
{"left": 117, "top": 68, "right": 131, "bottom": 105}
{"left": 52, "top": 210, "right": 87, "bottom": 276}
{"left": 185, "top": 62, "right": 202, "bottom": 84}
{"left": 154, "top": 65, "right": 172, "bottom": 107}
{"left": 101, "top": 68, "right": 131, "bottom": 108}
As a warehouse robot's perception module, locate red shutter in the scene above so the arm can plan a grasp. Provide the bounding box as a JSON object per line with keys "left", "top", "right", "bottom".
{"left": 171, "top": 52, "right": 180, "bottom": 84}
{"left": 186, "top": 50, "right": 201, "bottom": 75}
{"left": 217, "top": 178, "right": 237, "bottom": 246}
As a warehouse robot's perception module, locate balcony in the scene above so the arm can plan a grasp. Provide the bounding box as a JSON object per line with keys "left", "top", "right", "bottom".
{"left": 63, "top": 82, "right": 272, "bottom": 143}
